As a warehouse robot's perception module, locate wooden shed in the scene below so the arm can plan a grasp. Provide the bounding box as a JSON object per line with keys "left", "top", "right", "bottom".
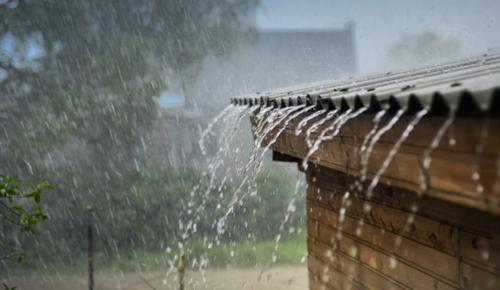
{"left": 232, "top": 52, "right": 500, "bottom": 289}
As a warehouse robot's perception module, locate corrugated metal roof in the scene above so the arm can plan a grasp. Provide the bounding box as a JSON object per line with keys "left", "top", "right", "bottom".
{"left": 230, "top": 50, "right": 500, "bottom": 116}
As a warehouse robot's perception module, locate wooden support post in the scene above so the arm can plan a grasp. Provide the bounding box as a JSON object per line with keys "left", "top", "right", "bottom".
{"left": 87, "top": 208, "right": 94, "bottom": 290}
{"left": 178, "top": 254, "right": 185, "bottom": 290}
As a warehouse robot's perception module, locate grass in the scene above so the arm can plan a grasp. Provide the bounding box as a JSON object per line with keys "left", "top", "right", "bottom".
{"left": 2, "top": 234, "right": 307, "bottom": 275}
{"left": 99, "top": 234, "right": 307, "bottom": 272}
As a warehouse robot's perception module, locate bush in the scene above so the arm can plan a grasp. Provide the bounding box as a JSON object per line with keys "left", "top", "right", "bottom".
{"left": 1, "top": 165, "right": 306, "bottom": 271}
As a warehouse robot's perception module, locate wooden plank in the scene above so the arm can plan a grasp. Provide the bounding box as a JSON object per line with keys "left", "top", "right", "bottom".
{"left": 254, "top": 114, "right": 500, "bottom": 157}
{"left": 459, "top": 230, "right": 500, "bottom": 272}
{"left": 309, "top": 238, "right": 408, "bottom": 290}
{"left": 307, "top": 185, "right": 460, "bottom": 255}
{"left": 355, "top": 178, "right": 500, "bottom": 235}
{"left": 306, "top": 163, "right": 500, "bottom": 235}
{"left": 253, "top": 112, "right": 500, "bottom": 213}
{"left": 309, "top": 272, "right": 339, "bottom": 290}
{"left": 307, "top": 169, "right": 500, "bottom": 289}
{"left": 311, "top": 225, "right": 458, "bottom": 290}
{"left": 311, "top": 215, "right": 460, "bottom": 284}
{"left": 271, "top": 128, "right": 499, "bottom": 210}
{"left": 309, "top": 254, "right": 366, "bottom": 290}
{"left": 308, "top": 217, "right": 319, "bottom": 239}
{"left": 460, "top": 261, "right": 500, "bottom": 290}
{"left": 310, "top": 200, "right": 500, "bottom": 289}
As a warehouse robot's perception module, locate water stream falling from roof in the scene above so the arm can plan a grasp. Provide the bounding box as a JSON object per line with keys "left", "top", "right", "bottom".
{"left": 305, "top": 110, "right": 338, "bottom": 147}
{"left": 196, "top": 88, "right": 495, "bottom": 283}
{"left": 335, "top": 109, "right": 387, "bottom": 238}
{"left": 179, "top": 105, "right": 249, "bottom": 246}
{"left": 303, "top": 108, "right": 351, "bottom": 168}
{"left": 359, "top": 109, "right": 405, "bottom": 186}
{"left": 211, "top": 106, "right": 295, "bottom": 237}
{"left": 393, "top": 111, "right": 457, "bottom": 246}
{"left": 253, "top": 105, "right": 315, "bottom": 173}
{"left": 472, "top": 117, "right": 490, "bottom": 201}
{"left": 258, "top": 176, "right": 305, "bottom": 279}
{"left": 364, "top": 109, "right": 428, "bottom": 199}
{"left": 217, "top": 105, "right": 313, "bottom": 238}
{"left": 419, "top": 112, "right": 456, "bottom": 196}
{"left": 358, "top": 110, "right": 387, "bottom": 166}
{"left": 352, "top": 109, "right": 428, "bottom": 254}
{"left": 302, "top": 107, "right": 368, "bottom": 170}
{"left": 295, "top": 109, "right": 327, "bottom": 136}
{"left": 199, "top": 105, "right": 234, "bottom": 155}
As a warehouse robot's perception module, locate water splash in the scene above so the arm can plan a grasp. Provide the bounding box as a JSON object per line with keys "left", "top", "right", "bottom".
{"left": 255, "top": 106, "right": 303, "bottom": 148}
{"left": 355, "top": 109, "right": 427, "bottom": 239}
{"left": 302, "top": 108, "right": 368, "bottom": 170}
{"left": 247, "top": 105, "right": 308, "bottom": 187}
{"left": 325, "top": 107, "right": 368, "bottom": 142}
{"left": 396, "top": 112, "right": 456, "bottom": 243}
{"left": 335, "top": 190, "right": 351, "bottom": 239}
{"left": 418, "top": 112, "right": 455, "bottom": 196}
{"left": 336, "top": 110, "right": 387, "bottom": 240}
{"left": 472, "top": 118, "right": 490, "bottom": 198}
{"left": 364, "top": 109, "right": 428, "bottom": 199}
{"left": 253, "top": 106, "right": 282, "bottom": 140}
{"left": 305, "top": 110, "right": 338, "bottom": 148}
{"left": 219, "top": 105, "right": 315, "bottom": 235}
{"left": 212, "top": 105, "right": 301, "bottom": 236}
{"left": 269, "top": 178, "right": 304, "bottom": 269}
{"left": 351, "top": 110, "right": 387, "bottom": 191}
{"left": 181, "top": 105, "right": 251, "bottom": 242}
{"left": 359, "top": 110, "right": 387, "bottom": 163}
{"left": 253, "top": 105, "right": 315, "bottom": 173}
{"left": 295, "top": 109, "right": 327, "bottom": 136}
{"left": 245, "top": 106, "right": 303, "bottom": 177}
{"left": 359, "top": 109, "right": 405, "bottom": 186}
{"left": 199, "top": 105, "right": 234, "bottom": 155}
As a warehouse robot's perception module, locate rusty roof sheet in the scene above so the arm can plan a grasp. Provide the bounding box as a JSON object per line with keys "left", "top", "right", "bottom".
{"left": 230, "top": 50, "right": 500, "bottom": 116}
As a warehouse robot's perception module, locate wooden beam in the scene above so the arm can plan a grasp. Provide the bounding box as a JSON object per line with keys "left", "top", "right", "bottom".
{"left": 251, "top": 113, "right": 500, "bottom": 213}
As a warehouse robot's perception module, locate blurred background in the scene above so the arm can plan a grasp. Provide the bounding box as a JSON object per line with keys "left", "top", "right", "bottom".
{"left": 1, "top": 0, "right": 500, "bottom": 289}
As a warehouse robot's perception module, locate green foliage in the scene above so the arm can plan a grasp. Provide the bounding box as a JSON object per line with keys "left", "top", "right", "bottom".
{"left": 223, "top": 166, "right": 306, "bottom": 240}
{"left": 0, "top": 165, "right": 306, "bottom": 272}
{"left": 2, "top": 283, "right": 16, "bottom": 290}
{"left": 0, "top": 0, "right": 260, "bottom": 271}
{"left": 6, "top": 236, "right": 306, "bottom": 274}
{"left": 0, "top": 175, "right": 52, "bottom": 290}
{"left": 0, "top": 175, "right": 52, "bottom": 241}
{"left": 1, "top": 0, "right": 260, "bottom": 191}
{"left": 0, "top": 1, "right": 305, "bottom": 277}
{"left": 195, "top": 234, "right": 307, "bottom": 268}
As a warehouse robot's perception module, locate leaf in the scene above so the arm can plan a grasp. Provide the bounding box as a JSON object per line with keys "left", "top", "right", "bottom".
{"left": 3, "top": 283, "right": 18, "bottom": 290}
{"left": 10, "top": 205, "right": 24, "bottom": 212}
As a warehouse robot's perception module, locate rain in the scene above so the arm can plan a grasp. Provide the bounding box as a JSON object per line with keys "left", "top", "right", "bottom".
{"left": 2, "top": 1, "right": 500, "bottom": 290}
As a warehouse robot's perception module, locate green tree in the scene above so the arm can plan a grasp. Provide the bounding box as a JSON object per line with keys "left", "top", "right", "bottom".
{"left": 1, "top": 174, "right": 51, "bottom": 290}
{"left": 0, "top": 0, "right": 259, "bottom": 262}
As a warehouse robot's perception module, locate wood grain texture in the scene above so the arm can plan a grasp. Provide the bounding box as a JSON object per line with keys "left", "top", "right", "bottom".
{"left": 305, "top": 167, "right": 500, "bottom": 290}
{"left": 251, "top": 112, "right": 500, "bottom": 213}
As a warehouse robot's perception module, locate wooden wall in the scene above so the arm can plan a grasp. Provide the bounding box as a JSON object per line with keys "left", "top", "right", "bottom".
{"left": 257, "top": 114, "right": 500, "bottom": 214}
{"left": 306, "top": 165, "right": 500, "bottom": 290}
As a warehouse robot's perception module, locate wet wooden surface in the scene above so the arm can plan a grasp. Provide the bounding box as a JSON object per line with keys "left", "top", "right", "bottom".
{"left": 251, "top": 112, "right": 500, "bottom": 214}
{"left": 249, "top": 106, "right": 500, "bottom": 289}
{"left": 306, "top": 167, "right": 500, "bottom": 290}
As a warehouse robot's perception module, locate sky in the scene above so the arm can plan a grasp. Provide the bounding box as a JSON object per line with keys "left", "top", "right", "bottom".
{"left": 256, "top": 0, "right": 500, "bottom": 73}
